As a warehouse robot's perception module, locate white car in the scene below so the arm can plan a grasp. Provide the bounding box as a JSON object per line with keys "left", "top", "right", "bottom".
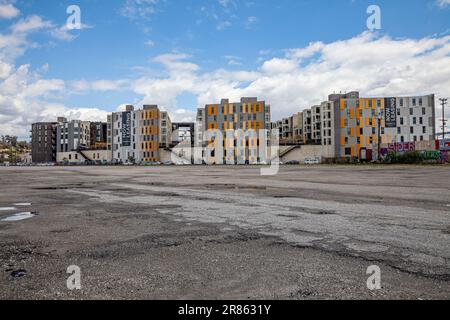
{"left": 304, "top": 158, "right": 320, "bottom": 165}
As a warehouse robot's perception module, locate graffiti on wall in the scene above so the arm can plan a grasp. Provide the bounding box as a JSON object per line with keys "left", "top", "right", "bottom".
{"left": 421, "top": 151, "right": 441, "bottom": 161}
{"left": 381, "top": 142, "right": 415, "bottom": 157}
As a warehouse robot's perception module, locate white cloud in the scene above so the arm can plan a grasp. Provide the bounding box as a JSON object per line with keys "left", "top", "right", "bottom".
{"left": 245, "top": 16, "right": 258, "bottom": 29}
{"left": 126, "top": 32, "right": 450, "bottom": 124}
{"left": 224, "top": 55, "right": 242, "bottom": 66}
{"left": 199, "top": 0, "right": 249, "bottom": 31}
{"left": 0, "top": 3, "right": 19, "bottom": 19}
{"left": 2, "top": 31, "right": 450, "bottom": 138}
{"left": 261, "top": 58, "right": 298, "bottom": 74}
{"left": 0, "top": 63, "right": 108, "bottom": 138}
{"left": 216, "top": 20, "right": 232, "bottom": 30}
{"left": 51, "top": 23, "right": 93, "bottom": 41}
{"left": 121, "top": 0, "right": 161, "bottom": 20}
{"left": 145, "top": 39, "right": 155, "bottom": 47}
{"left": 10, "top": 15, "right": 53, "bottom": 34}
{"left": 69, "top": 79, "right": 130, "bottom": 93}
{"left": 436, "top": 0, "right": 450, "bottom": 7}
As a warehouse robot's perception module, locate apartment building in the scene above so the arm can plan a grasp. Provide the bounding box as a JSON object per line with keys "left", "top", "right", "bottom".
{"left": 56, "top": 117, "right": 91, "bottom": 153}
{"left": 108, "top": 105, "right": 166, "bottom": 163}
{"left": 319, "top": 101, "right": 335, "bottom": 147}
{"left": 272, "top": 112, "right": 304, "bottom": 145}
{"left": 311, "top": 105, "right": 322, "bottom": 144}
{"left": 302, "top": 109, "right": 312, "bottom": 143}
{"left": 90, "top": 122, "right": 107, "bottom": 150}
{"left": 195, "top": 108, "right": 206, "bottom": 148}
{"left": 160, "top": 111, "right": 172, "bottom": 148}
{"left": 330, "top": 92, "right": 436, "bottom": 159}
{"left": 292, "top": 112, "right": 304, "bottom": 145}
{"left": 201, "top": 97, "right": 271, "bottom": 164}
{"left": 31, "top": 122, "right": 58, "bottom": 163}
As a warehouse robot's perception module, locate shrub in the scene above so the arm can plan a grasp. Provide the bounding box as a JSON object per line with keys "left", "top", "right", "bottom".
{"left": 383, "top": 151, "right": 424, "bottom": 164}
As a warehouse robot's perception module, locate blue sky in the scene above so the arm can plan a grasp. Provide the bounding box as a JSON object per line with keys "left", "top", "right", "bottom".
{"left": 0, "top": 0, "right": 449, "bottom": 138}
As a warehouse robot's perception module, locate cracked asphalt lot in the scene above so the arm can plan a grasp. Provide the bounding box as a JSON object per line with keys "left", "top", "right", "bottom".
{"left": 0, "top": 165, "right": 449, "bottom": 299}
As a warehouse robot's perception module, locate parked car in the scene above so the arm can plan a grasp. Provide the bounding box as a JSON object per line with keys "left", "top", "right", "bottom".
{"left": 304, "top": 158, "right": 320, "bottom": 165}
{"left": 286, "top": 160, "right": 300, "bottom": 165}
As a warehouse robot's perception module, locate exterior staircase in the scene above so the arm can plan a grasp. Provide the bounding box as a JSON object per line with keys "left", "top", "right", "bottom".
{"left": 279, "top": 145, "right": 300, "bottom": 158}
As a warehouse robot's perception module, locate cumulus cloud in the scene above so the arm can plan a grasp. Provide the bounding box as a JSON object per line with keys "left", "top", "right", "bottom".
{"left": 10, "top": 15, "right": 53, "bottom": 34}
{"left": 126, "top": 32, "right": 450, "bottom": 125}
{"left": 0, "top": 64, "right": 108, "bottom": 138}
{"left": 0, "top": 3, "right": 19, "bottom": 19}
{"left": 2, "top": 31, "right": 450, "bottom": 138}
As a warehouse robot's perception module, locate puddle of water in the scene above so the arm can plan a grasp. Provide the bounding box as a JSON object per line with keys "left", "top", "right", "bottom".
{"left": 10, "top": 269, "right": 27, "bottom": 278}
{"left": 0, "top": 207, "right": 16, "bottom": 211}
{"left": 13, "top": 203, "right": 31, "bottom": 206}
{"left": 1, "top": 212, "right": 36, "bottom": 222}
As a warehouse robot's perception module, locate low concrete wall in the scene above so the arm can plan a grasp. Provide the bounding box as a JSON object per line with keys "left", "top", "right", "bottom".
{"left": 280, "top": 145, "right": 334, "bottom": 163}
{"left": 57, "top": 150, "right": 111, "bottom": 163}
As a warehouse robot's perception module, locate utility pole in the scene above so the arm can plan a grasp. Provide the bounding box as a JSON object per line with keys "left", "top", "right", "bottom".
{"left": 440, "top": 98, "right": 448, "bottom": 140}
{"left": 377, "top": 108, "right": 382, "bottom": 161}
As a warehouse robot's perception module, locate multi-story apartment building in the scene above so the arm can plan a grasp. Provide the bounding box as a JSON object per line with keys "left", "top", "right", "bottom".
{"left": 319, "top": 101, "right": 335, "bottom": 147}
{"left": 201, "top": 97, "right": 271, "bottom": 164}
{"left": 56, "top": 117, "right": 91, "bottom": 153}
{"left": 195, "top": 108, "right": 206, "bottom": 149}
{"left": 160, "top": 111, "right": 172, "bottom": 148}
{"left": 271, "top": 120, "right": 283, "bottom": 141}
{"left": 31, "top": 122, "right": 58, "bottom": 163}
{"left": 90, "top": 122, "right": 107, "bottom": 150}
{"left": 292, "top": 112, "right": 304, "bottom": 145}
{"left": 330, "top": 92, "right": 436, "bottom": 159}
{"left": 311, "top": 105, "right": 322, "bottom": 144}
{"left": 108, "top": 105, "right": 166, "bottom": 163}
{"left": 272, "top": 112, "right": 304, "bottom": 145}
{"left": 302, "top": 109, "right": 312, "bottom": 143}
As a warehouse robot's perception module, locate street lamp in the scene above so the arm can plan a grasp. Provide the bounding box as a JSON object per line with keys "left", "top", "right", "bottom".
{"left": 377, "top": 109, "right": 383, "bottom": 161}
{"left": 439, "top": 98, "right": 448, "bottom": 140}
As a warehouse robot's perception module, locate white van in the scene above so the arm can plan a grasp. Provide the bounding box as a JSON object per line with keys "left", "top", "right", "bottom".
{"left": 304, "top": 158, "right": 320, "bottom": 165}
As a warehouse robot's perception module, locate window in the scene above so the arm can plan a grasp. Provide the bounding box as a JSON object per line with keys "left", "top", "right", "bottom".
{"left": 400, "top": 117, "right": 404, "bottom": 125}
{"left": 397, "top": 109, "right": 401, "bottom": 116}
{"left": 413, "top": 117, "right": 417, "bottom": 125}
{"left": 400, "top": 99, "right": 404, "bottom": 107}
{"left": 345, "top": 148, "right": 351, "bottom": 156}
{"left": 410, "top": 109, "right": 414, "bottom": 115}
{"left": 419, "top": 98, "right": 423, "bottom": 106}
{"left": 423, "top": 126, "right": 426, "bottom": 134}
{"left": 410, "top": 127, "right": 414, "bottom": 134}
{"left": 422, "top": 108, "right": 426, "bottom": 115}
{"left": 401, "top": 136, "right": 404, "bottom": 143}
{"left": 412, "top": 98, "right": 416, "bottom": 106}
{"left": 397, "top": 127, "right": 401, "bottom": 134}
